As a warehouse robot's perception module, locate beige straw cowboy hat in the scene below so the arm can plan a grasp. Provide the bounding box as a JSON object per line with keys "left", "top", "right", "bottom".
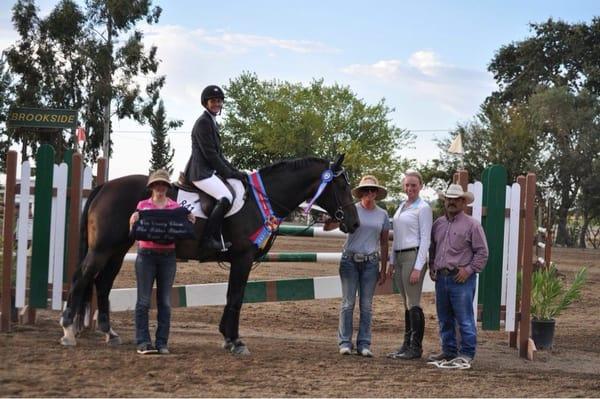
{"left": 351, "top": 175, "right": 388, "bottom": 201}
{"left": 437, "top": 184, "right": 474, "bottom": 204}
{"left": 146, "top": 169, "right": 172, "bottom": 188}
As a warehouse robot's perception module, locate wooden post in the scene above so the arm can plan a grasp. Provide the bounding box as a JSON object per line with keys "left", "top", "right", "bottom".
{"left": 517, "top": 175, "right": 528, "bottom": 272}
{"left": 544, "top": 230, "right": 552, "bottom": 266}
{"left": 96, "top": 157, "right": 107, "bottom": 185}
{"left": 519, "top": 173, "right": 536, "bottom": 358}
{"left": 1, "top": 151, "right": 17, "bottom": 332}
{"left": 457, "top": 169, "right": 469, "bottom": 192}
{"left": 457, "top": 170, "right": 470, "bottom": 215}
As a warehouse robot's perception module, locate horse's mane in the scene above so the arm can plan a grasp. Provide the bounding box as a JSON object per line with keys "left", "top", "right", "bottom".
{"left": 259, "top": 157, "right": 328, "bottom": 174}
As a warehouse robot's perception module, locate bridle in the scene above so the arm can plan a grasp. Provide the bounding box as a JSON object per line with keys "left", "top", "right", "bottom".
{"left": 302, "top": 162, "right": 356, "bottom": 229}
{"left": 328, "top": 167, "right": 357, "bottom": 227}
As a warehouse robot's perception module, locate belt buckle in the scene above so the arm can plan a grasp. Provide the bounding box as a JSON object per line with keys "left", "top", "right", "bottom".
{"left": 353, "top": 253, "right": 366, "bottom": 263}
{"left": 439, "top": 268, "right": 457, "bottom": 276}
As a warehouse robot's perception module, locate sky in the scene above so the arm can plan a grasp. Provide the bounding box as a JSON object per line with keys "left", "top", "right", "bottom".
{"left": 1, "top": 0, "right": 598, "bottom": 179}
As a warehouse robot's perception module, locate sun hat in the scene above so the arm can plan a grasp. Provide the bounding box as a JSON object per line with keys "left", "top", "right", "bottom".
{"left": 437, "top": 184, "right": 474, "bottom": 204}
{"left": 147, "top": 169, "right": 172, "bottom": 188}
{"left": 351, "top": 175, "right": 388, "bottom": 201}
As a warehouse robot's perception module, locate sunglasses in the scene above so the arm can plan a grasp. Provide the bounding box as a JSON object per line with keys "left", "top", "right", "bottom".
{"left": 362, "top": 187, "right": 379, "bottom": 193}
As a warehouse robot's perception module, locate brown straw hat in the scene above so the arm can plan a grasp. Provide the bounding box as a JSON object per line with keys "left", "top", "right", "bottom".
{"left": 351, "top": 175, "right": 388, "bottom": 201}
{"left": 147, "top": 169, "right": 172, "bottom": 188}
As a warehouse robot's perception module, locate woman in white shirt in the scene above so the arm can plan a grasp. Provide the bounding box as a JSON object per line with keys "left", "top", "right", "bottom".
{"left": 387, "top": 170, "right": 432, "bottom": 360}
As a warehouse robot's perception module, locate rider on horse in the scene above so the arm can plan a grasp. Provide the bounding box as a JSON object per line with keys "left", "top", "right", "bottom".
{"left": 183, "top": 85, "right": 246, "bottom": 250}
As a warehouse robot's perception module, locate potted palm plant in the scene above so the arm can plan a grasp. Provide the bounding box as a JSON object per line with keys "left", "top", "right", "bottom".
{"left": 530, "top": 264, "right": 587, "bottom": 349}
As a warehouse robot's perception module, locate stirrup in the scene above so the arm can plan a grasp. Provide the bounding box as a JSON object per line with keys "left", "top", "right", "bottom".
{"left": 201, "top": 236, "right": 231, "bottom": 251}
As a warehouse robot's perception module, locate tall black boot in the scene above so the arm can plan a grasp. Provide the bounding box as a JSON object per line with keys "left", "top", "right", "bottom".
{"left": 400, "top": 308, "right": 412, "bottom": 353}
{"left": 388, "top": 309, "right": 411, "bottom": 358}
{"left": 397, "top": 306, "right": 424, "bottom": 359}
{"left": 202, "top": 198, "right": 232, "bottom": 250}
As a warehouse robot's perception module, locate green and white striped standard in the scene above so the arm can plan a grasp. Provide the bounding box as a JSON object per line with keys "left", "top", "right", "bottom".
{"left": 108, "top": 274, "right": 435, "bottom": 311}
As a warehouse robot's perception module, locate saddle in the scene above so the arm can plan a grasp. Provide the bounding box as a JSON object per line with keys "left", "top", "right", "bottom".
{"left": 175, "top": 172, "right": 237, "bottom": 216}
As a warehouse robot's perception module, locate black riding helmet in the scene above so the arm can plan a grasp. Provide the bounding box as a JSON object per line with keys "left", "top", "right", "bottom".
{"left": 201, "top": 85, "right": 225, "bottom": 107}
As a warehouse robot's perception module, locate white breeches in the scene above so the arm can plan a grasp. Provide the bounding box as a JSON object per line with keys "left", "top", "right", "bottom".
{"left": 193, "top": 175, "right": 233, "bottom": 202}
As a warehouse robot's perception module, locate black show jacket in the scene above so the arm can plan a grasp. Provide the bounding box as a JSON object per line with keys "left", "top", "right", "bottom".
{"left": 183, "top": 110, "right": 239, "bottom": 181}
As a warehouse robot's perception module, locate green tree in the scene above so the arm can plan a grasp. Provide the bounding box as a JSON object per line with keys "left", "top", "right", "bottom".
{"left": 145, "top": 99, "right": 182, "bottom": 175}
{"left": 489, "top": 18, "right": 600, "bottom": 103}
{"left": 424, "top": 100, "right": 540, "bottom": 187}
{"left": 487, "top": 18, "right": 600, "bottom": 246}
{"left": 577, "top": 157, "right": 600, "bottom": 248}
{"left": 222, "top": 72, "right": 413, "bottom": 196}
{"left": 0, "top": 55, "right": 14, "bottom": 171}
{"left": 527, "top": 87, "right": 600, "bottom": 247}
{"left": 3, "top": 0, "right": 164, "bottom": 166}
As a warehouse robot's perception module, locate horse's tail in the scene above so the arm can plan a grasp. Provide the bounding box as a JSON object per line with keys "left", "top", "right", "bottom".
{"left": 78, "top": 183, "right": 103, "bottom": 265}
{"left": 71, "top": 183, "right": 104, "bottom": 328}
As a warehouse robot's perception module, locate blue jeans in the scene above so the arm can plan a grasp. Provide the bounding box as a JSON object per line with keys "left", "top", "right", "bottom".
{"left": 338, "top": 255, "right": 379, "bottom": 351}
{"left": 435, "top": 272, "right": 477, "bottom": 359}
{"left": 135, "top": 248, "right": 177, "bottom": 348}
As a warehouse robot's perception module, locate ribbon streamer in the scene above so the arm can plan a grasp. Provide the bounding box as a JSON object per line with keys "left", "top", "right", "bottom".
{"left": 304, "top": 169, "right": 333, "bottom": 214}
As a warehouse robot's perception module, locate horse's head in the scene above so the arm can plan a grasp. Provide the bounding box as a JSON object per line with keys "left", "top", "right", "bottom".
{"left": 316, "top": 154, "right": 360, "bottom": 233}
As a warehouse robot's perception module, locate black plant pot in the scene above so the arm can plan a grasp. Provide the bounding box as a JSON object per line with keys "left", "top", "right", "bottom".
{"left": 531, "top": 318, "right": 555, "bottom": 350}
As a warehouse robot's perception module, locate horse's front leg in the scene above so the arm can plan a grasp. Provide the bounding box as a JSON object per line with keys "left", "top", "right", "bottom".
{"left": 95, "top": 253, "right": 126, "bottom": 345}
{"left": 220, "top": 252, "right": 254, "bottom": 355}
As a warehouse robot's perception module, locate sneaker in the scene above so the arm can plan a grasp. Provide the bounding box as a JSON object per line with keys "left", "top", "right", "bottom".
{"left": 359, "top": 348, "right": 373, "bottom": 357}
{"left": 427, "top": 352, "right": 455, "bottom": 362}
{"left": 157, "top": 347, "right": 170, "bottom": 355}
{"left": 339, "top": 346, "right": 352, "bottom": 355}
{"left": 136, "top": 343, "right": 158, "bottom": 355}
{"left": 442, "top": 356, "right": 472, "bottom": 369}
{"left": 387, "top": 348, "right": 405, "bottom": 358}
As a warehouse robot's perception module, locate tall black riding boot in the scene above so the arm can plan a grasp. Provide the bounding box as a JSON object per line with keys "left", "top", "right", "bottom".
{"left": 202, "top": 198, "right": 232, "bottom": 250}
{"left": 399, "top": 309, "right": 412, "bottom": 353}
{"left": 397, "top": 306, "right": 424, "bottom": 359}
{"left": 388, "top": 309, "right": 411, "bottom": 358}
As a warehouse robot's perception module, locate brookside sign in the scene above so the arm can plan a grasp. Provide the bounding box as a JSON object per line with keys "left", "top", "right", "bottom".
{"left": 7, "top": 107, "right": 77, "bottom": 129}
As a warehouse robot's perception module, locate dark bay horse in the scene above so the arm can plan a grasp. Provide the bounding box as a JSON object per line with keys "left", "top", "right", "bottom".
{"left": 60, "top": 155, "right": 359, "bottom": 354}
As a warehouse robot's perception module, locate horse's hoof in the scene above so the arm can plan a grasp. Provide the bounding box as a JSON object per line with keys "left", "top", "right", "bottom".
{"left": 60, "top": 336, "right": 77, "bottom": 346}
{"left": 231, "top": 344, "right": 251, "bottom": 356}
{"left": 222, "top": 339, "right": 234, "bottom": 351}
{"left": 105, "top": 330, "right": 121, "bottom": 346}
{"left": 223, "top": 339, "right": 250, "bottom": 355}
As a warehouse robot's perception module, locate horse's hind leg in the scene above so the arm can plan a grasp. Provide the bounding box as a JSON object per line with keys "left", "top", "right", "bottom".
{"left": 220, "top": 253, "right": 254, "bottom": 355}
{"left": 60, "top": 250, "right": 110, "bottom": 346}
{"left": 96, "top": 249, "right": 129, "bottom": 345}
